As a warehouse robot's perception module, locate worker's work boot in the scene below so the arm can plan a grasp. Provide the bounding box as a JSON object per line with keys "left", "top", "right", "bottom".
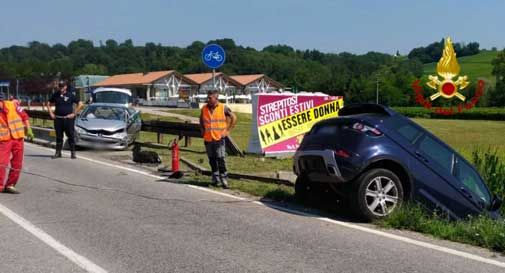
{"left": 70, "top": 144, "right": 77, "bottom": 159}
{"left": 220, "top": 173, "right": 229, "bottom": 189}
{"left": 52, "top": 149, "right": 62, "bottom": 159}
{"left": 53, "top": 144, "right": 62, "bottom": 159}
{"left": 4, "top": 186, "right": 20, "bottom": 194}
{"left": 211, "top": 172, "right": 220, "bottom": 187}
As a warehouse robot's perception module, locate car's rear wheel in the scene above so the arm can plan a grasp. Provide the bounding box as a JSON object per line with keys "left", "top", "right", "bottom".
{"left": 295, "top": 175, "right": 311, "bottom": 203}
{"left": 353, "top": 168, "right": 404, "bottom": 221}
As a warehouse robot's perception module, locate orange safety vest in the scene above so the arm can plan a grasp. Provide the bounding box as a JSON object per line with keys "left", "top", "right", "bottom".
{"left": 0, "top": 100, "right": 26, "bottom": 141}
{"left": 201, "top": 103, "right": 228, "bottom": 142}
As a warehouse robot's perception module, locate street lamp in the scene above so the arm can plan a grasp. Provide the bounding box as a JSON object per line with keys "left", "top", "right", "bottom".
{"left": 16, "top": 78, "right": 19, "bottom": 99}
{"left": 86, "top": 76, "right": 90, "bottom": 102}
{"left": 376, "top": 75, "right": 380, "bottom": 104}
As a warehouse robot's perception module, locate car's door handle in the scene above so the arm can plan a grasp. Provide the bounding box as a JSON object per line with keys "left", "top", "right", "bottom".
{"left": 415, "top": 151, "right": 429, "bottom": 163}
{"left": 460, "top": 187, "right": 473, "bottom": 199}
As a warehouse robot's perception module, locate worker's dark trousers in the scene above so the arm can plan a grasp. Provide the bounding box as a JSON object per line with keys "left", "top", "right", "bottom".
{"left": 205, "top": 138, "right": 227, "bottom": 177}
{"left": 54, "top": 117, "right": 75, "bottom": 151}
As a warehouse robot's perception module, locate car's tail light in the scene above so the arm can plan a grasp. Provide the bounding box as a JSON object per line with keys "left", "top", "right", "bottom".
{"left": 351, "top": 122, "right": 383, "bottom": 136}
{"left": 334, "top": 149, "right": 351, "bottom": 158}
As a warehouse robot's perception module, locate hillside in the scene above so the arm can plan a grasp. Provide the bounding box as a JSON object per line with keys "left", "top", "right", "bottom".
{"left": 423, "top": 50, "right": 498, "bottom": 86}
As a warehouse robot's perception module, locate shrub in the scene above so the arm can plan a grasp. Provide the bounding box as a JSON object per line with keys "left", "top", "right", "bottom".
{"left": 472, "top": 148, "right": 505, "bottom": 214}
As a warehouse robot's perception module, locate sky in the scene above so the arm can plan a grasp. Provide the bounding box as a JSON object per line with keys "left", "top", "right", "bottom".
{"left": 1, "top": 0, "right": 504, "bottom": 55}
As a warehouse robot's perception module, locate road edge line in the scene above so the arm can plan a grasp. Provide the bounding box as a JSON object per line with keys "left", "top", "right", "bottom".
{"left": 0, "top": 203, "right": 108, "bottom": 273}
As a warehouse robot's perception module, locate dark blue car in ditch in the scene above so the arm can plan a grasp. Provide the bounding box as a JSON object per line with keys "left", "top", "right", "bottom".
{"left": 293, "top": 104, "right": 502, "bottom": 221}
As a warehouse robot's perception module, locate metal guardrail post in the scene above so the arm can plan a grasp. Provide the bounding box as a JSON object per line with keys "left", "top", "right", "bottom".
{"left": 184, "top": 121, "right": 191, "bottom": 147}
{"left": 185, "top": 136, "right": 190, "bottom": 147}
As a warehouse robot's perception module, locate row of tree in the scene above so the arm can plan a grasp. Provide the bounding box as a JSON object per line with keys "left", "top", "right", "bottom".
{"left": 0, "top": 38, "right": 504, "bottom": 106}
{"left": 407, "top": 39, "right": 481, "bottom": 64}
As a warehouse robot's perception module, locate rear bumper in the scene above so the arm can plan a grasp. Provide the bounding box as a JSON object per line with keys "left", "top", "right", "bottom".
{"left": 293, "top": 150, "right": 345, "bottom": 183}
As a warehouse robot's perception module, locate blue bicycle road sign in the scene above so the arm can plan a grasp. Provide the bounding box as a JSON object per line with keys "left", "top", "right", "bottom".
{"left": 202, "top": 44, "right": 226, "bottom": 69}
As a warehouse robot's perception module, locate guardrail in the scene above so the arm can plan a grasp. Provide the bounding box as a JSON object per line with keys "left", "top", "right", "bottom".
{"left": 26, "top": 110, "right": 244, "bottom": 156}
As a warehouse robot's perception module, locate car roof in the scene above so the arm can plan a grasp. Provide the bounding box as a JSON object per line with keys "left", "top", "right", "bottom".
{"left": 339, "top": 103, "right": 397, "bottom": 117}
{"left": 87, "top": 103, "right": 128, "bottom": 108}
{"left": 93, "top": 87, "right": 132, "bottom": 96}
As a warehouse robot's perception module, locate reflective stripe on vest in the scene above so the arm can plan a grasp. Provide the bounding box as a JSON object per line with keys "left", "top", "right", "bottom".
{"left": 202, "top": 103, "right": 227, "bottom": 142}
{"left": 0, "top": 100, "right": 25, "bottom": 141}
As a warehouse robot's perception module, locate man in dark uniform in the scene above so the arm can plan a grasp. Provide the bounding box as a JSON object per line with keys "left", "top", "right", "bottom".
{"left": 47, "top": 80, "right": 83, "bottom": 159}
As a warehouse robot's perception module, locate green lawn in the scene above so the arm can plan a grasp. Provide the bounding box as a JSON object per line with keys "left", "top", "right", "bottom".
{"left": 413, "top": 118, "right": 505, "bottom": 160}
{"left": 423, "top": 50, "right": 498, "bottom": 86}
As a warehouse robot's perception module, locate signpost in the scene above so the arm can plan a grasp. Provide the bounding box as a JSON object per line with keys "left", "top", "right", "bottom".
{"left": 202, "top": 44, "right": 226, "bottom": 100}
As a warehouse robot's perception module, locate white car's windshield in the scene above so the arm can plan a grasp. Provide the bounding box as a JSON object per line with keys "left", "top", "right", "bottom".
{"left": 82, "top": 106, "right": 127, "bottom": 121}
{"left": 94, "top": 91, "right": 130, "bottom": 105}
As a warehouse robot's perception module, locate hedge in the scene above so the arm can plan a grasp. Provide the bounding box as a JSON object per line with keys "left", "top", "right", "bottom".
{"left": 392, "top": 107, "right": 505, "bottom": 120}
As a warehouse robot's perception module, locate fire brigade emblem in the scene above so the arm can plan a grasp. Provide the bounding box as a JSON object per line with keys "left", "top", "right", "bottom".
{"left": 427, "top": 37, "right": 469, "bottom": 101}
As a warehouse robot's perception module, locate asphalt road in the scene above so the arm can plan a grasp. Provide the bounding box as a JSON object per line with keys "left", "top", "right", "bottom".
{"left": 1, "top": 143, "right": 505, "bottom": 273}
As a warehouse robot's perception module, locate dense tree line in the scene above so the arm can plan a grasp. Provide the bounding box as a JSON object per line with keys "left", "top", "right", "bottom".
{"left": 0, "top": 38, "right": 503, "bottom": 106}
{"left": 408, "top": 39, "right": 480, "bottom": 63}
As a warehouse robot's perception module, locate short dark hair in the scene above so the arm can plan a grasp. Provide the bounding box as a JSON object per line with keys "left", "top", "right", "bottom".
{"left": 207, "top": 90, "right": 219, "bottom": 96}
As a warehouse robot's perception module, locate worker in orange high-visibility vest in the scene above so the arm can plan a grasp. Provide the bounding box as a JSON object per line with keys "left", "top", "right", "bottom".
{"left": 199, "top": 90, "right": 237, "bottom": 188}
{"left": 0, "top": 93, "right": 34, "bottom": 194}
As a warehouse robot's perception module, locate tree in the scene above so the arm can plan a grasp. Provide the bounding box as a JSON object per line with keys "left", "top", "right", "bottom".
{"left": 408, "top": 39, "right": 480, "bottom": 63}
{"left": 78, "top": 64, "right": 108, "bottom": 75}
{"left": 490, "top": 50, "right": 505, "bottom": 106}
{"left": 263, "top": 45, "right": 295, "bottom": 57}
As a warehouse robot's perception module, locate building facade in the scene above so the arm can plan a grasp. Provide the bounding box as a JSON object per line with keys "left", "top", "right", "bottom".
{"left": 93, "top": 71, "right": 198, "bottom": 107}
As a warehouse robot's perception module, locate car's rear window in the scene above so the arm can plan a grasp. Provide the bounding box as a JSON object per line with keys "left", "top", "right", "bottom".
{"left": 312, "top": 124, "right": 339, "bottom": 135}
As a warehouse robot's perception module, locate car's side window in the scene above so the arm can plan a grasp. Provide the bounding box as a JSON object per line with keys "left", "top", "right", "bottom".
{"left": 389, "top": 118, "right": 422, "bottom": 143}
{"left": 455, "top": 158, "right": 491, "bottom": 204}
{"left": 397, "top": 124, "right": 422, "bottom": 143}
{"left": 418, "top": 136, "right": 453, "bottom": 174}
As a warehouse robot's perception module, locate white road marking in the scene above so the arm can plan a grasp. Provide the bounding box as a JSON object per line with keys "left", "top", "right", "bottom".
{"left": 25, "top": 142, "right": 165, "bottom": 180}
{"left": 256, "top": 202, "right": 505, "bottom": 269}
{"left": 0, "top": 203, "right": 108, "bottom": 273}
{"left": 23, "top": 143, "right": 505, "bottom": 269}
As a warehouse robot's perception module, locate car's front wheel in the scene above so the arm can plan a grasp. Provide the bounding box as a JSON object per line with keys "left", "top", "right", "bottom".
{"left": 353, "top": 168, "right": 404, "bottom": 221}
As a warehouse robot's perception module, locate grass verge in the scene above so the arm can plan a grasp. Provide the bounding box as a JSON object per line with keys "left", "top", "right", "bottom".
{"left": 378, "top": 204, "right": 505, "bottom": 253}
{"left": 176, "top": 173, "right": 294, "bottom": 202}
